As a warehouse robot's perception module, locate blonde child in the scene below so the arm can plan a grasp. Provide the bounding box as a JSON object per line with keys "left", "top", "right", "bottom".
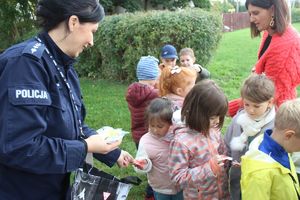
{"left": 241, "top": 99, "right": 300, "bottom": 200}
{"left": 179, "top": 47, "right": 210, "bottom": 81}
{"left": 159, "top": 44, "right": 178, "bottom": 70}
{"left": 224, "top": 74, "right": 275, "bottom": 200}
{"left": 158, "top": 66, "right": 197, "bottom": 111}
{"left": 133, "top": 98, "right": 183, "bottom": 200}
{"left": 169, "top": 80, "right": 230, "bottom": 199}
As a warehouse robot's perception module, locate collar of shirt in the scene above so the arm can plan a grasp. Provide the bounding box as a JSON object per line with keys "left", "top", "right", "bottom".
{"left": 38, "top": 32, "right": 76, "bottom": 67}
{"left": 258, "top": 129, "right": 290, "bottom": 169}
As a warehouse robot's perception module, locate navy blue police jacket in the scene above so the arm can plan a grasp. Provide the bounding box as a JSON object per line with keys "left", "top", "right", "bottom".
{"left": 0, "top": 32, "right": 121, "bottom": 200}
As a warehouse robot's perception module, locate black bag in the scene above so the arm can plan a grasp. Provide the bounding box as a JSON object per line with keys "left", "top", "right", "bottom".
{"left": 71, "top": 163, "right": 142, "bottom": 200}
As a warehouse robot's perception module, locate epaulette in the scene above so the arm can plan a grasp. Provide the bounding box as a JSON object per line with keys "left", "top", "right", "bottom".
{"left": 22, "top": 40, "right": 46, "bottom": 59}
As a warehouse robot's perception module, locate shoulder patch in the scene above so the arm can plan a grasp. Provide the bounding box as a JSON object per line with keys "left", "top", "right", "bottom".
{"left": 8, "top": 85, "right": 51, "bottom": 106}
{"left": 22, "top": 40, "right": 45, "bottom": 59}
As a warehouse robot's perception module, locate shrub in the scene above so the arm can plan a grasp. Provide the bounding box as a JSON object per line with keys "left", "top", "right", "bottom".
{"left": 292, "top": 8, "right": 300, "bottom": 23}
{"left": 77, "top": 8, "right": 223, "bottom": 82}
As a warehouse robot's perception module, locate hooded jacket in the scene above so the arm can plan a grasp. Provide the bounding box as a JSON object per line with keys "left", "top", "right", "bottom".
{"left": 224, "top": 109, "right": 274, "bottom": 200}
{"left": 126, "top": 82, "right": 158, "bottom": 144}
{"left": 241, "top": 131, "right": 300, "bottom": 200}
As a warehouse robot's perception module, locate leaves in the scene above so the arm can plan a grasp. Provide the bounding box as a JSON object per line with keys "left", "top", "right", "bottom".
{"left": 77, "top": 8, "right": 222, "bottom": 82}
{"left": 0, "top": 0, "right": 36, "bottom": 51}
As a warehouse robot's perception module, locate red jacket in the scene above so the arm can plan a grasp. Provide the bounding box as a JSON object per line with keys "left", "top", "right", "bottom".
{"left": 126, "top": 82, "right": 158, "bottom": 144}
{"left": 256, "top": 25, "right": 300, "bottom": 106}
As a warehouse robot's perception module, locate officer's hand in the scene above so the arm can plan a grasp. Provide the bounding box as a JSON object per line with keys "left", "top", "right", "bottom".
{"left": 85, "top": 134, "right": 121, "bottom": 154}
{"left": 117, "top": 150, "right": 134, "bottom": 168}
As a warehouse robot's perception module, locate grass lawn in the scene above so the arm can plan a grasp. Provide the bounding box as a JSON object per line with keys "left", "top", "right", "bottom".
{"left": 79, "top": 23, "right": 300, "bottom": 199}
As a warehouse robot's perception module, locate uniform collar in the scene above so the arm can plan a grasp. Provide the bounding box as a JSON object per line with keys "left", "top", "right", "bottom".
{"left": 259, "top": 129, "right": 290, "bottom": 169}
{"left": 38, "top": 32, "right": 76, "bottom": 67}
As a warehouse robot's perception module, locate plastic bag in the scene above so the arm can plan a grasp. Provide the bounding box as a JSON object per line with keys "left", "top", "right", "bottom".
{"left": 71, "top": 163, "right": 141, "bottom": 200}
{"left": 96, "top": 126, "right": 129, "bottom": 144}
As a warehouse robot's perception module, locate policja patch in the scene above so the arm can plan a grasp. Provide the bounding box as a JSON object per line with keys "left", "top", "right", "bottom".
{"left": 8, "top": 85, "right": 51, "bottom": 106}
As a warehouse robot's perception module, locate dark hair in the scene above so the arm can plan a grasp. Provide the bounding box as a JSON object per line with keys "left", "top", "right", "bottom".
{"left": 241, "top": 74, "right": 275, "bottom": 103}
{"left": 181, "top": 80, "right": 228, "bottom": 136}
{"left": 145, "top": 98, "right": 173, "bottom": 126}
{"left": 245, "top": 0, "right": 289, "bottom": 37}
{"left": 36, "top": 0, "right": 104, "bottom": 31}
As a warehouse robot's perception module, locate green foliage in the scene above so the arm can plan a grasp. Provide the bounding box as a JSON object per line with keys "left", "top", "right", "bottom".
{"left": 150, "top": 0, "right": 190, "bottom": 9}
{"left": 0, "top": 0, "right": 36, "bottom": 51}
{"left": 193, "top": 0, "right": 211, "bottom": 10}
{"left": 77, "top": 8, "right": 223, "bottom": 81}
{"left": 212, "top": 1, "right": 235, "bottom": 13}
{"left": 292, "top": 8, "right": 300, "bottom": 23}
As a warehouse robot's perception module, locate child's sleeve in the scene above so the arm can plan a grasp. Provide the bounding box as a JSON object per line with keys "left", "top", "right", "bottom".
{"left": 169, "top": 138, "right": 216, "bottom": 189}
{"left": 224, "top": 122, "right": 235, "bottom": 157}
{"left": 133, "top": 141, "right": 152, "bottom": 173}
{"left": 241, "top": 172, "right": 271, "bottom": 200}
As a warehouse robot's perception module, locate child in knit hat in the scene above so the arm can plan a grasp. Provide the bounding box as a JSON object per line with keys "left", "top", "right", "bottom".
{"left": 224, "top": 74, "right": 275, "bottom": 200}
{"left": 125, "top": 55, "right": 159, "bottom": 200}
{"left": 126, "top": 55, "right": 160, "bottom": 147}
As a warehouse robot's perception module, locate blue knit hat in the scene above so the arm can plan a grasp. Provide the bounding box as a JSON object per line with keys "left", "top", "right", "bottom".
{"left": 136, "top": 56, "right": 159, "bottom": 81}
{"left": 160, "top": 44, "right": 178, "bottom": 59}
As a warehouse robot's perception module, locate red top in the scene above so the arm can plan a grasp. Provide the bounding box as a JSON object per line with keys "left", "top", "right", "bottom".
{"left": 255, "top": 25, "right": 300, "bottom": 106}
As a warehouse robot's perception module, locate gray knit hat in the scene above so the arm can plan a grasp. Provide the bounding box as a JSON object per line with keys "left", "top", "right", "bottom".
{"left": 136, "top": 56, "right": 159, "bottom": 81}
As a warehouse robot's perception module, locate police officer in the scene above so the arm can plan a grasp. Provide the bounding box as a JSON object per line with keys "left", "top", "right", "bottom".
{"left": 0, "top": 0, "right": 133, "bottom": 199}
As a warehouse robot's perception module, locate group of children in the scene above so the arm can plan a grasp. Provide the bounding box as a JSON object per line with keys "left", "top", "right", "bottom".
{"left": 126, "top": 44, "right": 300, "bottom": 200}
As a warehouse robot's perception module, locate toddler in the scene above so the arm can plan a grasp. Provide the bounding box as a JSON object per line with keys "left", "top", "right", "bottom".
{"left": 126, "top": 55, "right": 160, "bottom": 147}
{"left": 241, "top": 99, "right": 300, "bottom": 200}
{"left": 169, "top": 80, "right": 230, "bottom": 199}
{"left": 224, "top": 74, "right": 275, "bottom": 200}
{"left": 179, "top": 47, "right": 211, "bottom": 81}
{"left": 133, "top": 97, "right": 183, "bottom": 200}
{"left": 125, "top": 55, "right": 159, "bottom": 200}
{"left": 158, "top": 66, "right": 197, "bottom": 111}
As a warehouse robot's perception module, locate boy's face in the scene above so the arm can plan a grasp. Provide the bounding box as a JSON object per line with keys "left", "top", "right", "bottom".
{"left": 243, "top": 98, "right": 273, "bottom": 120}
{"left": 180, "top": 54, "right": 195, "bottom": 68}
{"left": 161, "top": 58, "right": 177, "bottom": 68}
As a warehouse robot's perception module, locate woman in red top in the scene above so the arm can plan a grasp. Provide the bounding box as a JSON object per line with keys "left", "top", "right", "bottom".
{"left": 228, "top": 0, "right": 300, "bottom": 117}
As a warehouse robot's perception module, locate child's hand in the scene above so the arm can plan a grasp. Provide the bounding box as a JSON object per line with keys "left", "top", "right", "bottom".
{"left": 217, "top": 155, "right": 233, "bottom": 165}
{"left": 133, "top": 159, "right": 148, "bottom": 170}
{"left": 209, "top": 155, "right": 232, "bottom": 176}
{"left": 232, "top": 160, "right": 241, "bottom": 167}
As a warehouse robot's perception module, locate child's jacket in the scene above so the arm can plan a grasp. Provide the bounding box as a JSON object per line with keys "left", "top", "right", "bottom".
{"left": 126, "top": 83, "right": 158, "bottom": 143}
{"left": 224, "top": 109, "right": 275, "bottom": 200}
{"left": 241, "top": 131, "right": 300, "bottom": 200}
{"left": 134, "top": 132, "right": 179, "bottom": 195}
{"left": 169, "top": 127, "right": 229, "bottom": 200}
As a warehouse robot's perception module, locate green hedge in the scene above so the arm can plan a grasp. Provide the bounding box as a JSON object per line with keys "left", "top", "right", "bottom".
{"left": 76, "top": 8, "right": 223, "bottom": 82}
{"left": 292, "top": 8, "right": 300, "bottom": 23}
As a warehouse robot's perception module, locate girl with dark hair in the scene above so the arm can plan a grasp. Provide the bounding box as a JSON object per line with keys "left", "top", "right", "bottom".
{"left": 0, "top": 0, "right": 133, "bottom": 199}
{"left": 169, "top": 80, "right": 230, "bottom": 199}
{"left": 133, "top": 97, "right": 183, "bottom": 200}
{"left": 228, "top": 0, "right": 300, "bottom": 117}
